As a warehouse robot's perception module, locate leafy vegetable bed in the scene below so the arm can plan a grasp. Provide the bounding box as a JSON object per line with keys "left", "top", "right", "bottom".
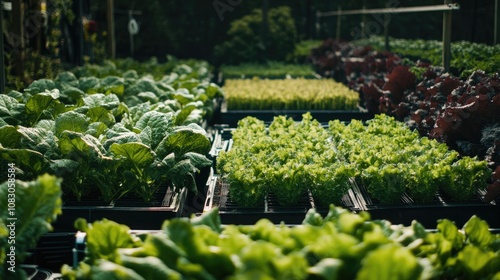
{"left": 0, "top": 69, "right": 219, "bottom": 205}
{"left": 222, "top": 78, "right": 360, "bottom": 111}
{"left": 331, "top": 115, "right": 491, "bottom": 204}
{"left": 63, "top": 206, "right": 500, "bottom": 280}
{"left": 218, "top": 114, "right": 356, "bottom": 208}
{"left": 216, "top": 114, "right": 495, "bottom": 225}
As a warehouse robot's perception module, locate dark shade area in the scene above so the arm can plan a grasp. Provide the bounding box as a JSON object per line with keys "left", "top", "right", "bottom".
{"left": 85, "top": 0, "right": 498, "bottom": 62}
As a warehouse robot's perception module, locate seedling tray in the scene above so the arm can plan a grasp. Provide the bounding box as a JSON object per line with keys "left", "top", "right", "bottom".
{"left": 352, "top": 180, "right": 500, "bottom": 228}
{"left": 203, "top": 175, "right": 363, "bottom": 225}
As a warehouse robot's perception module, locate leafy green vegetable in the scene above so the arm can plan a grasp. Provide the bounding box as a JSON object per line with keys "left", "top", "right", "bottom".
{"left": 25, "top": 90, "right": 65, "bottom": 125}
{"left": 63, "top": 206, "right": 500, "bottom": 279}
{"left": 55, "top": 111, "right": 90, "bottom": 136}
{"left": 0, "top": 126, "right": 22, "bottom": 148}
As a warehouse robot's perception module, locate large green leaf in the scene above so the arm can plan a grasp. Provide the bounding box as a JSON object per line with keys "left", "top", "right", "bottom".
{"left": 308, "top": 258, "right": 343, "bottom": 280}
{"left": 55, "top": 111, "right": 90, "bottom": 136}
{"left": 55, "top": 71, "right": 79, "bottom": 87}
{"left": 103, "top": 124, "right": 140, "bottom": 149}
{"left": 0, "top": 125, "right": 22, "bottom": 148}
{"left": 59, "top": 131, "right": 106, "bottom": 160}
{"left": 78, "top": 218, "right": 140, "bottom": 263}
{"left": 128, "top": 103, "right": 152, "bottom": 123}
{"left": 137, "top": 126, "right": 153, "bottom": 147}
{"left": 83, "top": 94, "right": 120, "bottom": 110}
{"left": 159, "top": 124, "right": 210, "bottom": 158}
{"left": 6, "top": 90, "right": 25, "bottom": 102}
{"left": 0, "top": 174, "right": 62, "bottom": 264}
{"left": 0, "top": 94, "right": 25, "bottom": 125}
{"left": 49, "top": 159, "right": 80, "bottom": 177}
{"left": 182, "top": 152, "right": 212, "bottom": 169}
{"left": 174, "top": 101, "right": 203, "bottom": 126}
{"left": 87, "top": 260, "right": 145, "bottom": 280}
{"left": 137, "top": 92, "right": 159, "bottom": 103}
{"left": 356, "top": 244, "right": 422, "bottom": 280}
{"left": 101, "top": 76, "right": 124, "bottom": 88}
{"left": 124, "top": 79, "right": 164, "bottom": 97}
{"left": 25, "top": 89, "right": 60, "bottom": 113}
{"left": 458, "top": 245, "right": 496, "bottom": 277}
{"left": 110, "top": 142, "right": 155, "bottom": 168}
{"left": 87, "top": 107, "right": 116, "bottom": 126}
{"left": 205, "top": 83, "right": 223, "bottom": 99}
{"left": 17, "top": 126, "right": 59, "bottom": 158}
{"left": 0, "top": 147, "right": 47, "bottom": 175}
{"left": 173, "top": 88, "right": 195, "bottom": 105}
{"left": 464, "top": 216, "right": 493, "bottom": 248}
{"left": 167, "top": 159, "right": 198, "bottom": 193}
{"left": 134, "top": 111, "right": 173, "bottom": 149}
{"left": 86, "top": 122, "right": 109, "bottom": 138}
{"left": 61, "top": 86, "right": 85, "bottom": 103}
{"left": 78, "top": 76, "right": 100, "bottom": 93}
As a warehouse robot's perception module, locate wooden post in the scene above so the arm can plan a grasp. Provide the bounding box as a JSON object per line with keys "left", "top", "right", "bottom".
{"left": 107, "top": 0, "right": 115, "bottom": 58}
{"left": 12, "top": 0, "right": 24, "bottom": 78}
{"left": 442, "top": 0, "right": 452, "bottom": 72}
{"left": 336, "top": 6, "right": 341, "bottom": 40}
{"left": 361, "top": 4, "right": 367, "bottom": 39}
{"left": 128, "top": 10, "right": 134, "bottom": 57}
{"left": 0, "top": 2, "right": 6, "bottom": 93}
{"left": 495, "top": 0, "right": 499, "bottom": 44}
{"left": 384, "top": 14, "right": 390, "bottom": 51}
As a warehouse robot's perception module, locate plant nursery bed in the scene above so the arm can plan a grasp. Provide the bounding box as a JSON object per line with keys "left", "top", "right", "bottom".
{"left": 52, "top": 187, "right": 187, "bottom": 232}
{"left": 352, "top": 180, "right": 500, "bottom": 228}
{"left": 203, "top": 175, "right": 363, "bottom": 225}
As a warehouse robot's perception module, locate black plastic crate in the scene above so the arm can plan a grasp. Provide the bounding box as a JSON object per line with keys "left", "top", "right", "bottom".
{"left": 203, "top": 175, "right": 362, "bottom": 225}
{"left": 24, "top": 233, "right": 75, "bottom": 273}
{"left": 352, "top": 179, "right": 500, "bottom": 228}
{"left": 52, "top": 187, "right": 187, "bottom": 232}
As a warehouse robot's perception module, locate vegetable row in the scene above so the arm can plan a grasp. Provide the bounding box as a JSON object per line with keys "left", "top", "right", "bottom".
{"left": 0, "top": 62, "right": 224, "bottom": 203}
{"left": 309, "top": 38, "right": 500, "bottom": 203}
{"left": 217, "top": 114, "right": 491, "bottom": 207}
{"left": 72, "top": 56, "right": 212, "bottom": 82}
{"left": 222, "top": 78, "right": 360, "bottom": 110}
{"left": 219, "top": 61, "right": 318, "bottom": 79}
{"left": 62, "top": 205, "right": 500, "bottom": 280}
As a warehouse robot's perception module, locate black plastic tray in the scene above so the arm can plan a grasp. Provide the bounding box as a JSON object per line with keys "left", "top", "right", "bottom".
{"left": 52, "top": 187, "right": 187, "bottom": 232}
{"left": 351, "top": 179, "right": 500, "bottom": 228}
{"left": 202, "top": 175, "right": 362, "bottom": 225}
